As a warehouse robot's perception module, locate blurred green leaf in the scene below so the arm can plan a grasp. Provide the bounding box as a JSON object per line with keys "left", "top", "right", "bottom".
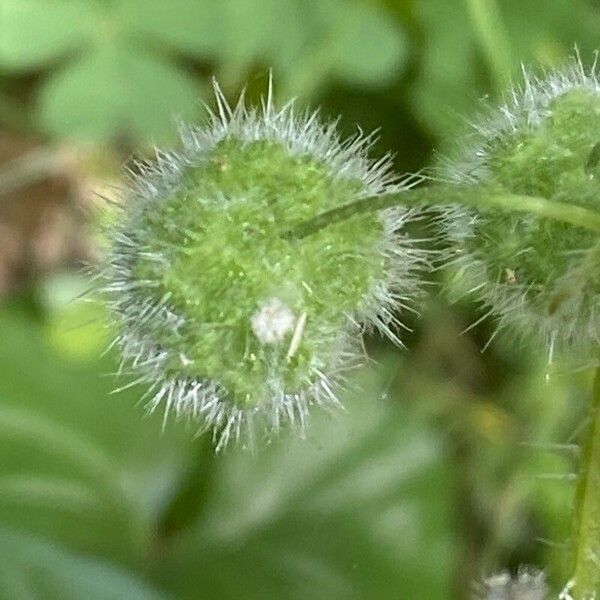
{"left": 157, "top": 368, "right": 457, "bottom": 600}
{"left": 499, "top": 0, "right": 600, "bottom": 64}
{"left": 122, "top": 0, "right": 223, "bottom": 58}
{"left": 37, "top": 44, "right": 200, "bottom": 141}
{"left": 0, "top": 299, "right": 459, "bottom": 598}
{"left": 0, "top": 527, "right": 166, "bottom": 600}
{"left": 219, "top": 0, "right": 284, "bottom": 62}
{"left": 327, "top": 3, "right": 408, "bottom": 86}
{"left": 0, "top": 304, "right": 196, "bottom": 563}
{"left": 39, "top": 273, "right": 107, "bottom": 361}
{"left": 411, "top": 0, "right": 480, "bottom": 140}
{"left": 2, "top": 0, "right": 205, "bottom": 141}
{"left": 123, "top": 0, "right": 298, "bottom": 64}
{"left": 412, "top": 0, "right": 600, "bottom": 141}
{"left": 0, "top": 0, "right": 94, "bottom": 70}
{"left": 278, "top": 0, "right": 407, "bottom": 97}
{"left": 1, "top": 0, "right": 411, "bottom": 140}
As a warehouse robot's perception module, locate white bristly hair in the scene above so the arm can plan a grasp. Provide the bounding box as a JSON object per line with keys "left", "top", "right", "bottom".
{"left": 437, "top": 52, "right": 600, "bottom": 359}
{"left": 475, "top": 567, "right": 549, "bottom": 600}
{"left": 95, "top": 77, "right": 427, "bottom": 450}
{"left": 441, "top": 50, "right": 600, "bottom": 186}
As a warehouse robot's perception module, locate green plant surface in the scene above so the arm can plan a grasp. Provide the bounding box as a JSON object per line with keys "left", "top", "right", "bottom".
{"left": 0, "top": 0, "right": 407, "bottom": 141}
{"left": 0, "top": 300, "right": 196, "bottom": 564}
{"left": 0, "top": 527, "right": 167, "bottom": 600}
{"left": 154, "top": 363, "right": 458, "bottom": 600}
{"left": 131, "top": 138, "right": 384, "bottom": 405}
{"left": 411, "top": 0, "right": 600, "bottom": 141}
{"left": 440, "top": 79, "right": 600, "bottom": 356}
{"left": 1, "top": 2, "right": 600, "bottom": 597}
{"left": 570, "top": 365, "right": 600, "bottom": 598}
{"left": 0, "top": 297, "right": 460, "bottom": 599}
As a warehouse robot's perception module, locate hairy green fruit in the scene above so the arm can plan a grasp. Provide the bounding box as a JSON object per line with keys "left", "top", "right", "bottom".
{"left": 99, "top": 83, "right": 424, "bottom": 449}
{"left": 443, "top": 57, "right": 600, "bottom": 355}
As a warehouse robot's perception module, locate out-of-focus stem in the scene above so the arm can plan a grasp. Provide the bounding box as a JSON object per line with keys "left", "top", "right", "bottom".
{"left": 464, "top": 0, "right": 513, "bottom": 93}
{"left": 570, "top": 364, "right": 600, "bottom": 599}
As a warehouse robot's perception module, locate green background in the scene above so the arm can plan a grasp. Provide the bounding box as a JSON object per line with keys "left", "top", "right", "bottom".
{"left": 0, "top": 0, "right": 598, "bottom": 597}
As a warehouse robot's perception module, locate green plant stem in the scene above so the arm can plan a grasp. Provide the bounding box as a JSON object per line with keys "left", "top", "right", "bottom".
{"left": 570, "top": 364, "right": 600, "bottom": 599}
{"left": 464, "top": 0, "right": 513, "bottom": 93}
{"left": 283, "top": 186, "right": 600, "bottom": 239}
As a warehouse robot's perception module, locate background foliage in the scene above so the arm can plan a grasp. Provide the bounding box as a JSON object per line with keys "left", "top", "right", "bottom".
{"left": 0, "top": 0, "right": 598, "bottom": 598}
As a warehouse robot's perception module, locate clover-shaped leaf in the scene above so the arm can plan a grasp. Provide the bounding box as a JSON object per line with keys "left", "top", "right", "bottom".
{"left": 2, "top": 0, "right": 203, "bottom": 141}
{"left": 1, "top": 0, "right": 410, "bottom": 141}
{"left": 38, "top": 44, "right": 201, "bottom": 141}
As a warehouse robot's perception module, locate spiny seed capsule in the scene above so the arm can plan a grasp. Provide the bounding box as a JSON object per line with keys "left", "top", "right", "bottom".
{"left": 442, "top": 55, "right": 600, "bottom": 356}
{"left": 99, "top": 81, "right": 425, "bottom": 449}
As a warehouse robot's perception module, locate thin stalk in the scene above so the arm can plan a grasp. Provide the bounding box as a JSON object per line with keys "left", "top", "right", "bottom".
{"left": 282, "top": 186, "right": 600, "bottom": 239}
{"left": 570, "top": 364, "right": 600, "bottom": 599}
{"left": 464, "top": 0, "right": 513, "bottom": 93}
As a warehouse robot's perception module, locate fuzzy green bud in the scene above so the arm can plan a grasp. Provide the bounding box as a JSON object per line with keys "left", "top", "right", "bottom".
{"left": 99, "top": 82, "right": 425, "bottom": 449}
{"left": 441, "top": 56, "right": 600, "bottom": 356}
